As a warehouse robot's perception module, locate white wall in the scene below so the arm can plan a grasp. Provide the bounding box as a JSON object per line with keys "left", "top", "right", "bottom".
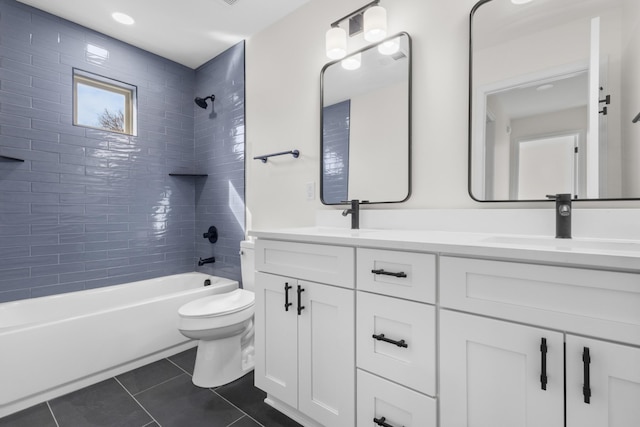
{"left": 622, "top": 0, "right": 640, "bottom": 197}
{"left": 245, "top": 0, "right": 640, "bottom": 232}
{"left": 349, "top": 82, "right": 408, "bottom": 201}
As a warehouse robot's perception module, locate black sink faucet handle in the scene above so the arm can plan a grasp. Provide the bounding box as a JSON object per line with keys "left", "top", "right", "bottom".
{"left": 546, "top": 194, "right": 572, "bottom": 239}
{"left": 341, "top": 199, "right": 367, "bottom": 230}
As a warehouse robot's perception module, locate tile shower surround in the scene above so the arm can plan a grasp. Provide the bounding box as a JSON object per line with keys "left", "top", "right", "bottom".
{"left": 0, "top": 0, "right": 245, "bottom": 302}
{"left": 193, "top": 45, "right": 245, "bottom": 282}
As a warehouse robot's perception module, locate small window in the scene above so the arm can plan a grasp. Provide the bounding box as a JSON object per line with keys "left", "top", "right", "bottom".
{"left": 73, "top": 69, "right": 137, "bottom": 136}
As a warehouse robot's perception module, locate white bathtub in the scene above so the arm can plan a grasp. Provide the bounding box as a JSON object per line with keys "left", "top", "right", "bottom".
{"left": 0, "top": 272, "right": 238, "bottom": 418}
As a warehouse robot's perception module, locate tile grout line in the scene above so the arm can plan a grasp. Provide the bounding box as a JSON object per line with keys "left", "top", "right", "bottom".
{"left": 46, "top": 402, "right": 60, "bottom": 427}
{"left": 166, "top": 355, "right": 194, "bottom": 377}
{"left": 166, "top": 353, "right": 264, "bottom": 427}
{"left": 226, "top": 415, "right": 250, "bottom": 427}
{"left": 211, "top": 389, "right": 266, "bottom": 427}
{"left": 113, "top": 376, "right": 162, "bottom": 427}
{"left": 124, "top": 371, "right": 187, "bottom": 397}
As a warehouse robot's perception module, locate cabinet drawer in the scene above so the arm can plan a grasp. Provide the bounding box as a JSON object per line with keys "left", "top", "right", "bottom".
{"left": 357, "top": 369, "right": 436, "bottom": 427}
{"left": 356, "top": 292, "right": 436, "bottom": 396}
{"left": 440, "top": 256, "right": 640, "bottom": 345}
{"left": 357, "top": 248, "right": 435, "bottom": 303}
{"left": 256, "top": 240, "right": 354, "bottom": 288}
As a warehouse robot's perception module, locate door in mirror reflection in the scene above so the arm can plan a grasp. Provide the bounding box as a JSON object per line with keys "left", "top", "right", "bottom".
{"left": 516, "top": 134, "right": 577, "bottom": 200}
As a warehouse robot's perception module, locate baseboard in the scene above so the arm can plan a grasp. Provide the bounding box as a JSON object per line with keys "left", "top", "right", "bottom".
{"left": 264, "top": 395, "right": 324, "bottom": 427}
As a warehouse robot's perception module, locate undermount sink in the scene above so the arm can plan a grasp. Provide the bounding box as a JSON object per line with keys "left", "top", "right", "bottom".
{"left": 481, "top": 235, "right": 640, "bottom": 253}
{"left": 291, "top": 227, "right": 378, "bottom": 236}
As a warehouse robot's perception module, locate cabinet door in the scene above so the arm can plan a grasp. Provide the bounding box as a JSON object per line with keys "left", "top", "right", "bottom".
{"left": 254, "top": 272, "right": 298, "bottom": 408}
{"left": 566, "top": 335, "right": 640, "bottom": 427}
{"left": 440, "top": 310, "right": 564, "bottom": 427}
{"left": 298, "top": 281, "right": 355, "bottom": 427}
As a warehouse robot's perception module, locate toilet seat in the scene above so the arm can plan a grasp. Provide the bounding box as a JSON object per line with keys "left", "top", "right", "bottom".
{"left": 179, "top": 289, "right": 254, "bottom": 318}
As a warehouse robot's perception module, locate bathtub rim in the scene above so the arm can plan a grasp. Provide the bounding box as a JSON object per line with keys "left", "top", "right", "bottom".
{"left": 0, "top": 272, "right": 237, "bottom": 334}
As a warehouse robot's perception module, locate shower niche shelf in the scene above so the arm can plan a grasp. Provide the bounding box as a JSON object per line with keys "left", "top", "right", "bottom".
{"left": 169, "top": 172, "right": 208, "bottom": 177}
{"left": 0, "top": 155, "right": 25, "bottom": 162}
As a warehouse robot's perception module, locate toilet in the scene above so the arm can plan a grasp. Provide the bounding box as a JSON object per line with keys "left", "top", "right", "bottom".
{"left": 178, "top": 240, "right": 256, "bottom": 387}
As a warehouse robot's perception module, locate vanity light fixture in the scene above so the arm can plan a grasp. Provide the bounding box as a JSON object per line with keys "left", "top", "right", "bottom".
{"left": 364, "top": 5, "right": 387, "bottom": 42}
{"left": 341, "top": 53, "right": 362, "bottom": 70}
{"left": 112, "top": 12, "right": 135, "bottom": 25}
{"left": 326, "top": 27, "right": 347, "bottom": 60}
{"left": 325, "top": 0, "right": 387, "bottom": 60}
{"left": 378, "top": 36, "right": 400, "bottom": 55}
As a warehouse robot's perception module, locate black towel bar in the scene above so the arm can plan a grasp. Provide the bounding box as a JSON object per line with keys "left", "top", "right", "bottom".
{"left": 254, "top": 150, "right": 299, "bottom": 163}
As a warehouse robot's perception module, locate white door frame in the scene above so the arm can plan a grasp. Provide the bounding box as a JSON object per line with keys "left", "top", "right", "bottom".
{"left": 472, "top": 61, "right": 589, "bottom": 200}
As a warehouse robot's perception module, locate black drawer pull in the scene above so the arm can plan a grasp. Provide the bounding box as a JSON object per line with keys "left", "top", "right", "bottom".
{"left": 374, "top": 416, "right": 403, "bottom": 427}
{"left": 540, "top": 337, "right": 548, "bottom": 390}
{"left": 372, "top": 333, "right": 408, "bottom": 348}
{"left": 583, "top": 347, "right": 591, "bottom": 404}
{"left": 371, "top": 269, "right": 407, "bottom": 278}
{"left": 297, "top": 285, "right": 305, "bottom": 315}
{"left": 284, "top": 283, "right": 292, "bottom": 311}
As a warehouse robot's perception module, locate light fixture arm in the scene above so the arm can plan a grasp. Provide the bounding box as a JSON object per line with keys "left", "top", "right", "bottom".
{"left": 330, "top": 0, "right": 380, "bottom": 28}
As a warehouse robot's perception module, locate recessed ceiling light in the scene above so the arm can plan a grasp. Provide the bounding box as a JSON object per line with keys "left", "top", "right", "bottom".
{"left": 536, "top": 84, "right": 554, "bottom": 91}
{"left": 112, "top": 12, "right": 135, "bottom": 25}
{"left": 511, "top": 0, "right": 534, "bottom": 4}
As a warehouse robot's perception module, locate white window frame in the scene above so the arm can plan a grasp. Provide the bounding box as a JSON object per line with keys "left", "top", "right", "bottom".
{"left": 73, "top": 69, "right": 137, "bottom": 136}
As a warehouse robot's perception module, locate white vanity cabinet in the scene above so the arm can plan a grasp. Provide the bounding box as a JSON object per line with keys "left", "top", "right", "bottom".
{"left": 254, "top": 240, "right": 355, "bottom": 427}
{"left": 355, "top": 248, "right": 438, "bottom": 427}
{"left": 251, "top": 227, "right": 640, "bottom": 427}
{"left": 440, "top": 256, "right": 640, "bottom": 427}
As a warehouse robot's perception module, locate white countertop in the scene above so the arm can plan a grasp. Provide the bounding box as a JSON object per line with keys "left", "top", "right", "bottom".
{"left": 249, "top": 227, "right": 640, "bottom": 273}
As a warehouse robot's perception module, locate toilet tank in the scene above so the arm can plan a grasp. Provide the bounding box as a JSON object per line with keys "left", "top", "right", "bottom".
{"left": 240, "top": 240, "right": 255, "bottom": 292}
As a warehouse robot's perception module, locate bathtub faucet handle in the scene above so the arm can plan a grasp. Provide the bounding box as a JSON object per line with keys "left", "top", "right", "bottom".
{"left": 202, "top": 226, "right": 218, "bottom": 243}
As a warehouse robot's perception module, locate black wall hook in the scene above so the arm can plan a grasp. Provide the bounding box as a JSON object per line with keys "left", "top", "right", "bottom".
{"left": 203, "top": 226, "right": 218, "bottom": 243}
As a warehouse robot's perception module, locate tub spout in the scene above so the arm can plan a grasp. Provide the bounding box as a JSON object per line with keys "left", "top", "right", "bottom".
{"left": 198, "top": 256, "right": 216, "bottom": 266}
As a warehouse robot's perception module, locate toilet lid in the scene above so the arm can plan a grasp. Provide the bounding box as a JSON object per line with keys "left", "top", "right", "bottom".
{"left": 179, "top": 289, "right": 254, "bottom": 318}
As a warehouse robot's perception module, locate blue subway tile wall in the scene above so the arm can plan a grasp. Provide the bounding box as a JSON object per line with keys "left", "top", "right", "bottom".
{"left": 193, "top": 43, "right": 245, "bottom": 284}
{"left": 0, "top": 0, "right": 245, "bottom": 302}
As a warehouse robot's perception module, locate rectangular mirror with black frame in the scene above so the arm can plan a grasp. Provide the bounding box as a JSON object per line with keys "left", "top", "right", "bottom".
{"left": 321, "top": 32, "right": 411, "bottom": 205}
{"left": 469, "top": 0, "right": 640, "bottom": 202}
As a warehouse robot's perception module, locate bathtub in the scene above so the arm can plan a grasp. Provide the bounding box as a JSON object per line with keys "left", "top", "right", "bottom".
{"left": 0, "top": 272, "right": 238, "bottom": 418}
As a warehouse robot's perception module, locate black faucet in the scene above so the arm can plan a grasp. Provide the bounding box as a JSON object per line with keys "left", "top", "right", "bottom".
{"left": 198, "top": 256, "right": 216, "bottom": 266}
{"left": 546, "top": 194, "right": 572, "bottom": 239}
{"left": 341, "top": 199, "right": 367, "bottom": 230}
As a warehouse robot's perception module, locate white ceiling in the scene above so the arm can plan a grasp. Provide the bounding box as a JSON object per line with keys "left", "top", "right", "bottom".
{"left": 16, "top": 0, "right": 310, "bottom": 69}
{"left": 488, "top": 71, "right": 589, "bottom": 120}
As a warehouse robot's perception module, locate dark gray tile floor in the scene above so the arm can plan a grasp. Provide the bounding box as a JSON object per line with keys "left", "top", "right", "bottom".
{"left": 0, "top": 347, "right": 302, "bottom": 427}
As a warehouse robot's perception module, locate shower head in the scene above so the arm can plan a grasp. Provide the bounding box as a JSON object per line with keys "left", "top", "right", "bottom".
{"left": 195, "top": 95, "right": 215, "bottom": 109}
